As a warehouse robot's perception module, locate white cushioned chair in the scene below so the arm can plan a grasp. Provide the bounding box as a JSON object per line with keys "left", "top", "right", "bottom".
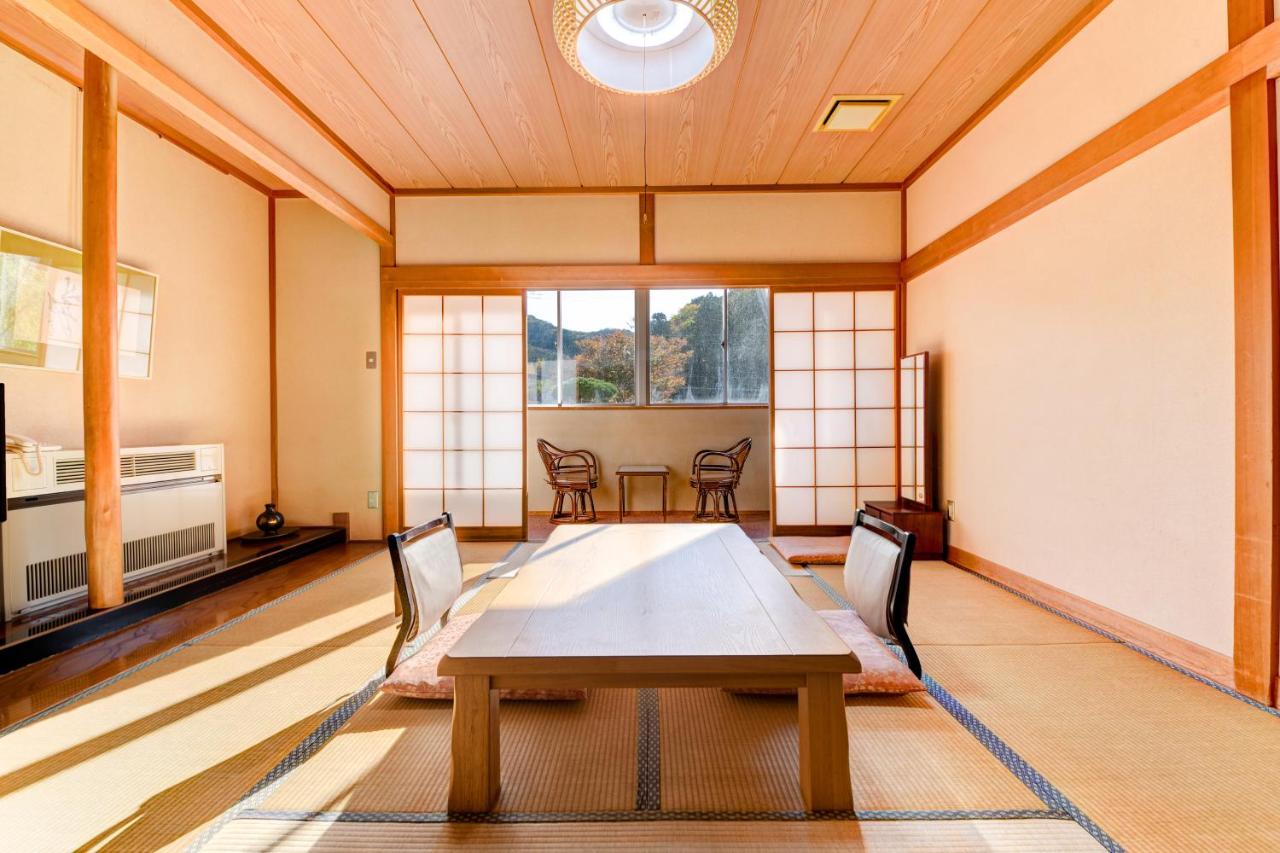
{"left": 835, "top": 509, "right": 922, "bottom": 678}
{"left": 381, "top": 512, "right": 585, "bottom": 701}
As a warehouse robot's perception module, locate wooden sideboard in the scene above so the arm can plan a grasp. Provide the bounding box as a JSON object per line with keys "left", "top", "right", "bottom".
{"left": 863, "top": 499, "right": 945, "bottom": 560}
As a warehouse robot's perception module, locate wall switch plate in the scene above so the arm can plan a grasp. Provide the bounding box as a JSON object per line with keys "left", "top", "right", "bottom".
{"left": 366, "top": 351, "right": 377, "bottom": 369}
{"left": 367, "top": 490, "right": 380, "bottom": 509}
{"left": 946, "top": 500, "right": 956, "bottom": 521}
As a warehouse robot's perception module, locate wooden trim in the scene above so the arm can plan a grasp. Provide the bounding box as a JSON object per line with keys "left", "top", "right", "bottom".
{"left": 1230, "top": 0, "right": 1280, "bottom": 706}
{"left": 392, "top": 183, "right": 902, "bottom": 197}
{"left": 380, "top": 195, "right": 396, "bottom": 268}
{"left": 384, "top": 263, "right": 901, "bottom": 289}
{"left": 529, "top": 404, "right": 769, "bottom": 412}
{"left": 380, "top": 282, "right": 400, "bottom": 536}
{"left": 948, "top": 546, "right": 1236, "bottom": 687}
{"left": 18, "top": 0, "right": 393, "bottom": 248}
{"left": 901, "top": 18, "right": 1280, "bottom": 282}
{"left": 267, "top": 195, "right": 279, "bottom": 506}
{"left": 639, "top": 193, "right": 655, "bottom": 265}
{"left": 81, "top": 51, "right": 123, "bottom": 610}
{"left": 166, "top": 0, "right": 394, "bottom": 195}
{"left": 0, "top": 27, "right": 273, "bottom": 196}
{"left": 903, "top": 0, "right": 1115, "bottom": 189}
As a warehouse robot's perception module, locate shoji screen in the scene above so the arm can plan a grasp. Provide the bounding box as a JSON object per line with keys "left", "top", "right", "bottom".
{"left": 401, "top": 294, "right": 526, "bottom": 536}
{"left": 772, "top": 289, "right": 897, "bottom": 533}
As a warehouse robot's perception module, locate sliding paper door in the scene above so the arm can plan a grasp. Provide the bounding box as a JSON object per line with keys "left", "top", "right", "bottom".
{"left": 772, "top": 289, "right": 897, "bottom": 533}
{"left": 401, "top": 293, "right": 526, "bottom": 536}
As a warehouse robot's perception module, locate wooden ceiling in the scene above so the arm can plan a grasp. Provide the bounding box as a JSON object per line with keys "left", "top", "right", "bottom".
{"left": 2, "top": 0, "right": 1103, "bottom": 193}
{"left": 172, "top": 0, "right": 1100, "bottom": 190}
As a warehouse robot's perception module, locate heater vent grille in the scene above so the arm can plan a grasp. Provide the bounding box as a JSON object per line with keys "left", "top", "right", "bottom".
{"left": 52, "top": 451, "right": 198, "bottom": 486}
{"left": 24, "top": 522, "right": 217, "bottom": 602}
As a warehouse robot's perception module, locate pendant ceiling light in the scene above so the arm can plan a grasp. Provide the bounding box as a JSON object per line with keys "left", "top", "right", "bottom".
{"left": 553, "top": 0, "right": 738, "bottom": 95}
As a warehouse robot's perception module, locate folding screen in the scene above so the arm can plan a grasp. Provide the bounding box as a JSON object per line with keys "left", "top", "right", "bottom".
{"left": 401, "top": 294, "right": 526, "bottom": 537}
{"left": 899, "top": 352, "right": 928, "bottom": 505}
{"left": 771, "top": 289, "right": 897, "bottom": 533}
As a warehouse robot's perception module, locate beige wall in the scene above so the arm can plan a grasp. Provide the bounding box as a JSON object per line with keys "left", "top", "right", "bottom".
{"left": 907, "top": 0, "right": 1225, "bottom": 253}
{"left": 656, "top": 191, "right": 901, "bottom": 263}
{"left": 908, "top": 111, "right": 1234, "bottom": 654}
{"left": 0, "top": 45, "right": 272, "bottom": 534}
{"left": 528, "top": 408, "right": 769, "bottom": 513}
{"left": 275, "top": 199, "right": 383, "bottom": 540}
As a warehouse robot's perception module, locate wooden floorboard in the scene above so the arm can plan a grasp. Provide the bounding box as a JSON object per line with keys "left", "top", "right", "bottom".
{"left": 0, "top": 540, "right": 383, "bottom": 729}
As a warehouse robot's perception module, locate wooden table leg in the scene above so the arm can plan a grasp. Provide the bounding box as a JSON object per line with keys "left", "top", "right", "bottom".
{"left": 449, "top": 674, "right": 500, "bottom": 812}
{"left": 618, "top": 475, "right": 625, "bottom": 522}
{"left": 798, "top": 672, "right": 852, "bottom": 812}
{"left": 661, "top": 474, "right": 667, "bottom": 522}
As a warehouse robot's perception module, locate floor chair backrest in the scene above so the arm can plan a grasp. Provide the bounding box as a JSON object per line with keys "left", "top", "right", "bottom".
{"left": 843, "top": 509, "right": 921, "bottom": 676}
{"left": 385, "top": 512, "right": 464, "bottom": 677}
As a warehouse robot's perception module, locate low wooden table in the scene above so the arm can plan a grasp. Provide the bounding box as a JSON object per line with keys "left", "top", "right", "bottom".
{"left": 440, "top": 524, "right": 860, "bottom": 813}
{"left": 615, "top": 464, "right": 669, "bottom": 522}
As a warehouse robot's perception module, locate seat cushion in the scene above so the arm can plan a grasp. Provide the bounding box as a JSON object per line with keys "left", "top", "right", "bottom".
{"left": 726, "top": 609, "right": 923, "bottom": 696}
{"left": 381, "top": 613, "right": 587, "bottom": 702}
{"left": 771, "top": 536, "right": 850, "bottom": 565}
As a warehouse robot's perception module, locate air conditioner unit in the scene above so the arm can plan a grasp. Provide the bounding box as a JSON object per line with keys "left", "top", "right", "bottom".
{"left": 3, "top": 444, "right": 227, "bottom": 619}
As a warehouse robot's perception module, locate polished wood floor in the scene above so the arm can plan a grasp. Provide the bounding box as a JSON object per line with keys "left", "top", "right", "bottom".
{"left": 0, "top": 541, "right": 382, "bottom": 729}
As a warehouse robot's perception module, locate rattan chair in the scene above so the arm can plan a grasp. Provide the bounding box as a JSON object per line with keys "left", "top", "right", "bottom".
{"left": 690, "top": 437, "right": 751, "bottom": 521}
{"left": 843, "top": 509, "right": 921, "bottom": 676}
{"left": 536, "top": 438, "right": 600, "bottom": 523}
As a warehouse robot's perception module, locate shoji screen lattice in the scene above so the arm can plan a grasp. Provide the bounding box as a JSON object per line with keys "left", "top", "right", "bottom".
{"left": 772, "top": 289, "right": 897, "bottom": 532}
{"left": 401, "top": 294, "right": 525, "bottom": 535}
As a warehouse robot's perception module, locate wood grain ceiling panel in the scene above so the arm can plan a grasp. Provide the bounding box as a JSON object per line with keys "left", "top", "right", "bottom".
{"left": 847, "top": 0, "right": 1098, "bottom": 182}
{"left": 0, "top": 0, "right": 285, "bottom": 192}
{"left": 710, "top": 0, "right": 876, "bottom": 185}
{"left": 528, "top": 0, "right": 644, "bottom": 186}
{"left": 416, "top": 0, "right": 580, "bottom": 187}
{"left": 192, "top": 0, "right": 446, "bottom": 187}
{"left": 644, "top": 0, "right": 760, "bottom": 186}
{"left": 777, "top": 0, "right": 987, "bottom": 184}
{"left": 296, "top": 0, "right": 513, "bottom": 188}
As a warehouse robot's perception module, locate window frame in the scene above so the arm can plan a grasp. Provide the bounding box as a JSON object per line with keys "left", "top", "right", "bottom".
{"left": 526, "top": 285, "right": 772, "bottom": 409}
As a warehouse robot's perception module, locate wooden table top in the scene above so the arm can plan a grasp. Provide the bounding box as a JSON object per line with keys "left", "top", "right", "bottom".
{"left": 440, "top": 524, "right": 858, "bottom": 678}
{"left": 615, "top": 464, "right": 669, "bottom": 475}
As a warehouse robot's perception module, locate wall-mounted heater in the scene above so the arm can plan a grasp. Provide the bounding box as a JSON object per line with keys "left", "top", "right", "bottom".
{"left": 3, "top": 444, "right": 226, "bottom": 619}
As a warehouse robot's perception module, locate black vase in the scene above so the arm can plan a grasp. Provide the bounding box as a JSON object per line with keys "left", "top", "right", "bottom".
{"left": 256, "top": 503, "right": 285, "bottom": 534}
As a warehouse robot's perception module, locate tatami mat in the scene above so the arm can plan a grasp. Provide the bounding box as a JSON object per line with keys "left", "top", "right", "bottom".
{"left": 205, "top": 816, "right": 1101, "bottom": 851}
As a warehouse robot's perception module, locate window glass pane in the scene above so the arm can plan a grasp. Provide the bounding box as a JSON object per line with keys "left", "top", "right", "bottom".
{"left": 649, "top": 288, "right": 724, "bottom": 404}
{"left": 727, "top": 288, "right": 768, "bottom": 403}
{"left": 526, "top": 290, "right": 558, "bottom": 405}
{"left": 561, "top": 290, "right": 635, "bottom": 404}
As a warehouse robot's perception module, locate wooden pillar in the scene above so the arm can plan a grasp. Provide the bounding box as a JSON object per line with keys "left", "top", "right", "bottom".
{"left": 1229, "top": 0, "right": 1280, "bottom": 704}
{"left": 82, "top": 52, "right": 124, "bottom": 610}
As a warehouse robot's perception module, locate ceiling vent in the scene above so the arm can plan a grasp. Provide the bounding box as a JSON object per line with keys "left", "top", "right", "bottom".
{"left": 814, "top": 95, "right": 901, "bottom": 132}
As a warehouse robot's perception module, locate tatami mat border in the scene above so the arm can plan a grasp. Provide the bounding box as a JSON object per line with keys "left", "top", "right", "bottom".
{"left": 237, "top": 807, "right": 1070, "bottom": 824}
{"left": 803, "top": 569, "right": 1121, "bottom": 852}
{"left": 0, "top": 548, "right": 389, "bottom": 740}
{"left": 636, "top": 687, "right": 661, "bottom": 811}
{"left": 945, "top": 563, "right": 1280, "bottom": 720}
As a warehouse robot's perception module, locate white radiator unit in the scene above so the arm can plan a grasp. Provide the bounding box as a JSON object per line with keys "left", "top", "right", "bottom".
{"left": 3, "top": 444, "right": 226, "bottom": 619}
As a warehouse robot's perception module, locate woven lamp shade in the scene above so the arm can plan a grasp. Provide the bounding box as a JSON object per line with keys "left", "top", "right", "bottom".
{"left": 552, "top": 0, "right": 738, "bottom": 95}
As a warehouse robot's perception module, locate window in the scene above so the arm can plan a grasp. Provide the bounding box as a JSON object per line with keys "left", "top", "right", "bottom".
{"left": 527, "top": 289, "right": 636, "bottom": 405}
{"left": 649, "top": 287, "right": 768, "bottom": 405}
{"left": 0, "top": 227, "right": 157, "bottom": 378}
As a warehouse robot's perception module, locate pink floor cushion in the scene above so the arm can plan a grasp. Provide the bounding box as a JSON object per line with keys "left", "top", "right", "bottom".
{"left": 727, "top": 609, "right": 924, "bottom": 696}
{"left": 771, "top": 536, "right": 851, "bottom": 565}
{"left": 381, "top": 613, "right": 587, "bottom": 701}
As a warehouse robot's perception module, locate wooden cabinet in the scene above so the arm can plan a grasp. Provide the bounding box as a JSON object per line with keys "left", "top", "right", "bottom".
{"left": 863, "top": 500, "right": 945, "bottom": 560}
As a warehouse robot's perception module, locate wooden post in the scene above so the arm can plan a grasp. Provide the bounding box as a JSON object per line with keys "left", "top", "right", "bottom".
{"left": 1229, "top": 0, "right": 1280, "bottom": 705}
{"left": 82, "top": 52, "right": 124, "bottom": 610}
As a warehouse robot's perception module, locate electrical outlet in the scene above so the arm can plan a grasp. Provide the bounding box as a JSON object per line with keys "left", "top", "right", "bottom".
{"left": 365, "top": 351, "right": 377, "bottom": 369}
{"left": 367, "top": 490, "right": 380, "bottom": 509}
{"left": 946, "top": 500, "right": 956, "bottom": 521}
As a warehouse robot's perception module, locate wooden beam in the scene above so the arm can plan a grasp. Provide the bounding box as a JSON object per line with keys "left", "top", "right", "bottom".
{"left": 15, "top": 0, "right": 392, "bottom": 248}
{"left": 1229, "top": 0, "right": 1280, "bottom": 705}
{"left": 165, "top": 0, "right": 394, "bottom": 195}
{"left": 392, "top": 183, "right": 902, "bottom": 196}
{"left": 383, "top": 262, "right": 902, "bottom": 289}
{"left": 380, "top": 196, "right": 396, "bottom": 268}
{"left": 639, "top": 193, "right": 655, "bottom": 265}
{"left": 903, "top": 0, "right": 1115, "bottom": 189}
{"left": 81, "top": 51, "right": 123, "bottom": 610}
{"left": 902, "top": 18, "right": 1280, "bottom": 281}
